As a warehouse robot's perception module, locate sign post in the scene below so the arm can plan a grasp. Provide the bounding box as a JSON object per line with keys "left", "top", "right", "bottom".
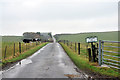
{"left": 86, "top": 36, "right": 98, "bottom": 62}
{"left": 86, "top": 36, "right": 98, "bottom": 43}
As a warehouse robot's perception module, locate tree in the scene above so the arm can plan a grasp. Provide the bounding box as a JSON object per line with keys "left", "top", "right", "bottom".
{"left": 36, "top": 32, "right": 41, "bottom": 35}
{"left": 48, "top": 33, "right": 52, "bottom": 38}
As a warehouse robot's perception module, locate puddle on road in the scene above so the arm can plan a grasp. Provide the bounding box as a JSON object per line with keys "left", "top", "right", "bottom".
{"left": 20, "top": 59, "right": 32, "bottom": 66}
{"left": 20, "top": 44, "right": 49, "bottom": 66}
{"left": 1, "top": 59, "right": 32, "bottom": 78}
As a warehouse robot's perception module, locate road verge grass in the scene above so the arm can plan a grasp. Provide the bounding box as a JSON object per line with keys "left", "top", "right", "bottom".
{"left": 2, "top": 42, "right": 48, "bottom": 68}
{"left": 60, "top": 43, "right": 120, "bottom": 78}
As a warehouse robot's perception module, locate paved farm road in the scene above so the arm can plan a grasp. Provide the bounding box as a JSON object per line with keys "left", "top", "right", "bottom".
{"left": 1, "top": 40, "right": 88, "bottom": 79}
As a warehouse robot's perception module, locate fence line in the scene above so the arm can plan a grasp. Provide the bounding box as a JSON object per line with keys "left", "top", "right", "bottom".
{"left": 3, "top": 42, "right": 42, "bottom": 60}
{"left": 59, "top": 40, "right": 120, "bottom": 70}
{"left": 58, "top": 40, "right": 87, "bottom": 56}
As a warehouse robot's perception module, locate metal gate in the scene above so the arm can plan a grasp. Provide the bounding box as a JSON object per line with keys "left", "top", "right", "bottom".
{"left": 98, "top": 40, "right": 120, "bottom": 69}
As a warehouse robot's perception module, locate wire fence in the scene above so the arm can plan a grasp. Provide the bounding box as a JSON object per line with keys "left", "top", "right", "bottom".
{"left": 2, "top": 42, "right": 42, "bottom": 60}
{"left": 59, "top": 40, "right": 120, "bottom": 70}
{"left": 58, "top": 40, "right": 99, "bottom": 62}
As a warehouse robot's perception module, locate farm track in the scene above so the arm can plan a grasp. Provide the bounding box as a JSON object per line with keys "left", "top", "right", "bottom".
{"left": 1, "top": 42, "right": 88, "bottom": 79}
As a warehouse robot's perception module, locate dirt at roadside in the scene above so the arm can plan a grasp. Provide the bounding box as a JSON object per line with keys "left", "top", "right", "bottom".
{"left": 1, "top": 60, "right": 20, "bottom": 71}
{"left": 77, "top": 68, "right": 120, "bottom": 80}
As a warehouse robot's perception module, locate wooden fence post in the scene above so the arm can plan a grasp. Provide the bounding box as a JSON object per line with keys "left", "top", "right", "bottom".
{"left": 19, "top": 42, "right": 21, "bottom": 54}
{"left": 88, "top": 48, "right": 92, "bottom": 61}
{"left": 71, "top": 42, "right": 72, "bottom": 49}
{"left": 75, "top": 42, "right": 77, "bottom": 52}
{"left": 13, "top": 43, "right": 15, "bottom": 57}
{"left": 4, "top": 46, "right": 7, "bottom": 59}
{"left": 98, "top": 40, "right": 102, "bottom": 66}
{"left": 28, "top": 43, "right": 29, "bottom": 49}
{"left": 86, "top": 45, "right": 88, "bottom": 58}
{"left": 96, "top": 43, "right": 99, "bottom": 55}
{"left": 93, "top": 45, "right": 96, "bottom": 62}
{"left": 67, "top": 40, "right": 69, "bottom": 46}
{"left": 64, "top": 40, "right": 65, "bottom": 44}
{"left": 91, "top": 42, "right": 96, "bottom": 62}
{"left": 78, "top": 43, "right": 80, "bottom": 55}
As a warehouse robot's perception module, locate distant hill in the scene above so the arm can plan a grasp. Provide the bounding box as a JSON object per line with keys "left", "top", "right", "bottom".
{"left": 54, "top": 31, "right": 119, "bottom": 43}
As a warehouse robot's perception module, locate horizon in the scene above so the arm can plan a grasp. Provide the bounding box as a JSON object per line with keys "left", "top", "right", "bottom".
{"left": 1, "top": 30, "right": 118, "bottom": 36}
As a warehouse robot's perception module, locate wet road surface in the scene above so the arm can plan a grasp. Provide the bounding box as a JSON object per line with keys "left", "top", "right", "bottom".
{"left": 1, "top": 42, "right": 88, "bottom": 79}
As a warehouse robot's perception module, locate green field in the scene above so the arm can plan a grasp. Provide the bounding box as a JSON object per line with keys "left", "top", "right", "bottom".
{"left": 2, "top": 36, "right": 23, "bottom": 42}
{"left": 1, "top": 36, "right": 23, "bottom": 59}
{"left": 54, "top": 31, "right": 119, "bottom": 43}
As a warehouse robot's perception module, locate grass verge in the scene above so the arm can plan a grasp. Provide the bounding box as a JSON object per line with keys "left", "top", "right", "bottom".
{"left": 2, "top": 42, "right": 48, "bottom": 68}
{"left": 60, "top": 43, "right": 120, "bottom": 78}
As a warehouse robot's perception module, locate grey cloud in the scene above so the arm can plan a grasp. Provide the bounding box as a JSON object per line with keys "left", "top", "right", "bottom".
{"left": 0, "top": 0, "right": 118, "bottom": 35}
{"left": 2, "top": 1, "right": 117, "bottom": 21}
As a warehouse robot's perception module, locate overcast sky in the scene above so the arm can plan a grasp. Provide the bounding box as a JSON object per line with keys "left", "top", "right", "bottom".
{"left": 0, "top": 0, "right": 119, "bottom": 36}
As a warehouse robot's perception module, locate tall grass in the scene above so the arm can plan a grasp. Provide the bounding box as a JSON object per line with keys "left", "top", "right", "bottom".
{"left": 62, "top": 41, "right": 120, "bottom": 70}
{"left": 2, "top": 42, "right": 48, "bottom": 66}
{"left": 1, "top": 42, "right": 41, "bottom": 60}
{"left": 60, "top": 43, "right": 120, "bottom": 77}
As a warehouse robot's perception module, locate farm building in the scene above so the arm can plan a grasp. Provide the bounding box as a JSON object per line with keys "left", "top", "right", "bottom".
{"left": 22, "top": 32, "right": 53, "bottom": 43}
